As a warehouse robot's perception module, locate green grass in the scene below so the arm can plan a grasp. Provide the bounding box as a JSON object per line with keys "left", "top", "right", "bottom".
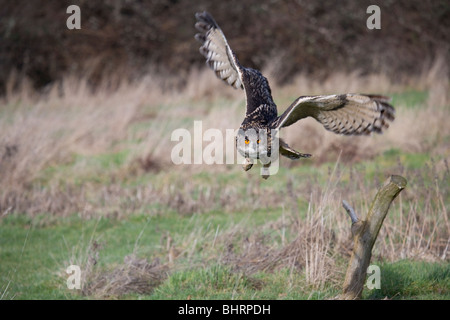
{"left": 391, "top": 90, "right": 428, "bottom": 109}
{"left": 2, "top": 207, "right": 448, "bottom": 300}
{"left": 148, "top": 266, "right": 337, "bottom": 300}
{"left": 364, "top": 261, "right": 450, "bottom": 299}
{"left": 0, "top": 207, "right": 285, "bottom": 299}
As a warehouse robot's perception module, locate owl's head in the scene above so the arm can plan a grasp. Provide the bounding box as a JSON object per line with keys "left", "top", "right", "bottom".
{"left": 236, "top": 128, "right": 269, "bottom": 159}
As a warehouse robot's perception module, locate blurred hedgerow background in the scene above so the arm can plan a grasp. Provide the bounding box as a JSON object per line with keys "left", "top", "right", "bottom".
{"left": 0, "top": 0, "right": 449, "bottom": 299}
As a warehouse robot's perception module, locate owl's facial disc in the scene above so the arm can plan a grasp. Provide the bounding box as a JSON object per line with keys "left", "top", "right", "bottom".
{"left": 236, "top": 129, "right": 268, "bottom": 159}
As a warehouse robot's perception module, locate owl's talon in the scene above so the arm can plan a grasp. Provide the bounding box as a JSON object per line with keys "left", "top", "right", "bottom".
{"left": 242, "top": 158, "right": 253, "bottom": 171}
{"left": 261, "top": 162, "right": 271, "bottom": 179}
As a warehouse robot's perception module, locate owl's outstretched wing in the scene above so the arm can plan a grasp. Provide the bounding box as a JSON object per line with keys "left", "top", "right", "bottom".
{"left": 272, "top": 94, "right": 395, "bottom": 135}
{"left": 195, "top": 11, "right": 244, "bottom": 90}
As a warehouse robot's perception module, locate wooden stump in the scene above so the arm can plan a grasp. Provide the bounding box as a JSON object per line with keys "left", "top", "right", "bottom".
{"left": 339, "top": 175, "right": 407, "bottom": 300}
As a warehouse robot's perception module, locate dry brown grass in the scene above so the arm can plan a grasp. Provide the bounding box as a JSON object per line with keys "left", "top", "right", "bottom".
{"left": 1, "top": 61, "right": 448, "bottom": 218}
{"left": 61, "top": 237, "right": 167, "bottom": 298}
{"left": 2, "top": 57, "right": 448, "bottom": 187}
{"left": 81, "top": 253, "right": 167, "bottom": 298}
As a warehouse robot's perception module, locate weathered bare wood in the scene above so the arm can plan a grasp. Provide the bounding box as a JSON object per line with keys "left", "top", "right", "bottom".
{"left": 340, "top": 175, "right": 407, "bottom": 300}
{"left": 342, "top": 200, "right": 359, "bottom": 224}
{"left": 342, "top": 200, "right": 365, "bottom": 237}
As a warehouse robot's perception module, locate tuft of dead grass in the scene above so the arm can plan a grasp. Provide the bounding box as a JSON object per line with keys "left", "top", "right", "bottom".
{"left": 81, "top": 253, "right": 167, "bottom": 298}
{"left": 63, "top": 239, "right": 167, "bottom": 299}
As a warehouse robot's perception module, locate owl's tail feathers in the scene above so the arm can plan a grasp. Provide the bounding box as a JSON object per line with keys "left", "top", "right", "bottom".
{"left": 279, "top": 139, "right": 312, "bottom": 160}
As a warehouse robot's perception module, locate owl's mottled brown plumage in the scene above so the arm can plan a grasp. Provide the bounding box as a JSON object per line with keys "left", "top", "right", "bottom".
{"left": 195, "top": 11, "right": 395, "bottom": 178}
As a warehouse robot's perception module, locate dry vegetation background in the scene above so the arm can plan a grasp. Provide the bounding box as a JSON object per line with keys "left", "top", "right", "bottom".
{"left": 0, "top": 0, "right": 449, "bottom": 299}
{"left": 1, "top": 0, "right": 449, "bottom": 93}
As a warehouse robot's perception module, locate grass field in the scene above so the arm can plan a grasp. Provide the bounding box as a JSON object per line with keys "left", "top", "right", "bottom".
{"left": 1, "top": 63, "right": 449, "bottom": 300}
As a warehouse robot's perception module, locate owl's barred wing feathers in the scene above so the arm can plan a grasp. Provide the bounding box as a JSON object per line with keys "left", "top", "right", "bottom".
{"left": 195, "top": 11, "right": 244, "bottom": 90}
{"left": 273, "top": 94, "right": 395, "bottom": 135}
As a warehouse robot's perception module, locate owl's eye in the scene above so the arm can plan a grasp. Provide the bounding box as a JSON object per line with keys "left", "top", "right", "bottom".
{"left": 257, "top": 139, "right": 260, "bottom": 144}
{"left": 244, "top": 139, "right": 250, "bottom": 145}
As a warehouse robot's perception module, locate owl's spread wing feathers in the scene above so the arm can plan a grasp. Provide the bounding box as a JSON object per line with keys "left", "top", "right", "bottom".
{"left": 194, "top": 13, "right": 395, "bottom": 137}
{"left": 195, "top": 11, "right": 244, "bottom": 90}
{"left": 273, "top": 94, "right": 395, "bottom": 135}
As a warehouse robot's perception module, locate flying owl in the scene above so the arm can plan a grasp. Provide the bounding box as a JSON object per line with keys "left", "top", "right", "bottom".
{"left": 194, "top": 11, "right": 395, "bottom": 179}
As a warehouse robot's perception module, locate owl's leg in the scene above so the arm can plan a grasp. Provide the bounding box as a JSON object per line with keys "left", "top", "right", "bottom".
{"left": 261, "top": 162, "right": 271, "bottom": 180}
{"left": 242, "top": 158, "right": 253, "bottom": 171}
